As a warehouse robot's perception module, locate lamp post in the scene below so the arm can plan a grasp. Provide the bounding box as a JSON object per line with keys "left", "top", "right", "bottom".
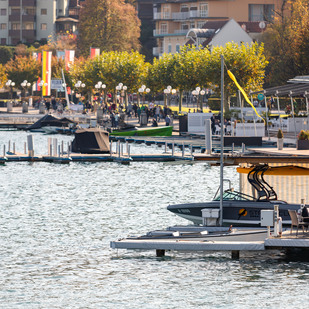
{"left": 192, "top": 87, "right": 205, "bottom": 112}
{"left": 5, "top": 80, "right": 15, "bottom": 100}
{"left": 122, "top": 85, "right": 128, "bottom": 108}
{"left": 21, "top": 80, "right": 31, "bottom": 97}
{"left": 75, "top": 81, "right": 85, "bottom": 102}
{"left": 38, "top": 80, "right": 45, "bottom": 100}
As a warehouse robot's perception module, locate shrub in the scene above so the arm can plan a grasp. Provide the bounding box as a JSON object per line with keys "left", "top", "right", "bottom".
{"left": 277, "top": 129, "right": 283, "bottom": 139}
{"left": 297, "top": 130, "right": 309, "bottom": 140}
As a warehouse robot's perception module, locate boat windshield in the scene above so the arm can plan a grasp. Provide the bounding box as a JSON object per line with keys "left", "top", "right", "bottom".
{"left": 213, "top": 190, "right": 255, "bottom": 201}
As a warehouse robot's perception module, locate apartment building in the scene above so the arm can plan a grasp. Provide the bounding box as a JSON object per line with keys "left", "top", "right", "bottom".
{"left": 152, "top": 0, "right": 280, "bottom": 57}
{"left": 0, "top": 0, "right": 84, "bottom": 46}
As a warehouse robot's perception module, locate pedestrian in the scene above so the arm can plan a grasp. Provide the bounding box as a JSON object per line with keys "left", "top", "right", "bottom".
{"left": 165, "top": 114, "right": 171, "bottom": 126}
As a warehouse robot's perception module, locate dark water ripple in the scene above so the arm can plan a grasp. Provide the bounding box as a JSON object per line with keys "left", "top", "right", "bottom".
{"left": 0, "top": 132, "right": 308, "bottom": 308}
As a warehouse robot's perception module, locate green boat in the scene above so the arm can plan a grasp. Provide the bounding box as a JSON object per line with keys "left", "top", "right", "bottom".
{"left": 111, "top": 126, "right": 173, "bottom": 136}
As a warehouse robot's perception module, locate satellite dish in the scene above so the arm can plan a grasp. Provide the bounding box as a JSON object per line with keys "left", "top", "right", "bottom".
{"left": 259, "top": 21, "right": 266, "bottom": 29}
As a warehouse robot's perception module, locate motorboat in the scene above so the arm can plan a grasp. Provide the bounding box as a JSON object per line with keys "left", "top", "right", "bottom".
{"left": 167, "top": 165, "right": 302, "bottom": 226}
{"left": 111, "top": 125, "right": 173, "bottom": 136}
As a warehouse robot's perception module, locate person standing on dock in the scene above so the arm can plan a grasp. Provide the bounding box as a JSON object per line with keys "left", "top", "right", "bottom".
{"left": 165, "top": 114, "right": 171, "bottom": 126}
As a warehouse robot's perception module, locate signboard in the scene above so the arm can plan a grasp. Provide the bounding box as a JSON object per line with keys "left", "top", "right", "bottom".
{"left": 257, "top": 93, "right": 264, "bottom": 101}
{"left": 51, "top": 79, "right": 64, "bottom": 90}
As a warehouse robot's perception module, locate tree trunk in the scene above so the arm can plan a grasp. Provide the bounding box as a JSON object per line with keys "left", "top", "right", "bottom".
{"left": 179, "top": 90, "right": 183, "bottom": 112}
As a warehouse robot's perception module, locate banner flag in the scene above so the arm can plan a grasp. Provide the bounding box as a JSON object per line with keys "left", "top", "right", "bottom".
{"left": 32, "top": 52, "right": 42, "bottom": 91}
{"left": 42, "top": 51, "right": 52, "bottom": 96}
{"left": 90, "top": 47, "right": 100, "bottom": 59}
{"left": 56, "top": 50, "right": 65, "bottom": 60}
{"left": 65, "top": 50, "right": 75, "bottom": 70}
{"left": 227, "top": 70, "right": 265, "bottom": 123}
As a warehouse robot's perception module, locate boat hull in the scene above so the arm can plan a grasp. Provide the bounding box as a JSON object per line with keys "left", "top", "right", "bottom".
{"left": 167, "top": 201, "right": 300, "bottom": 226}
{"left": 111, "top": 126, "right": 173, "bottom": 137}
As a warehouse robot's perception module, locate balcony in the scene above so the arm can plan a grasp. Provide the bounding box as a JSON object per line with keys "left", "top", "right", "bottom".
{"left": 9, "top": 0, "right": 36, "bottom": 6}
{"left": 9, "top": 29, "right": 35, "bottom": 39}
{"left": 153, "top": 46, "right": 163, "bottom": 56}
{"left": 9, "top": 14, "right": 36, "bottom": 22}
{"left": 155, "top": 10, "right": 208, "bottom": 21}
{"left": 153, "top": 29, "right": 188, "bottom": 37}
{"left": 154, "top": 12, "right": 171, "bottom": 20}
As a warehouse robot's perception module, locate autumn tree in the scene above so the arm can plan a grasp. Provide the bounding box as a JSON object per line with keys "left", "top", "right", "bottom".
{"left": 5, "top": 56, "right": 40, "bottom": 89}
{"left": 0, "top": 64, "right": 7, "bottom": 88}
{"left": 263, "top": 0, "right": 309, "bottom": 86}
{"left": 77, "top": 0, "right": 141, "bottom": 56}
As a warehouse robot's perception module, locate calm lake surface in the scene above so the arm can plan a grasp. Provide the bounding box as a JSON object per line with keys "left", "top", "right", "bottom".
{"left": 0, "top": 131, "right": 308, "bottom": 308}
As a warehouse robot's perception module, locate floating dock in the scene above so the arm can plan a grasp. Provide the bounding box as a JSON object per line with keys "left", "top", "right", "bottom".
{"left": 110, "top": 226, "right": 309, "bottom": 258}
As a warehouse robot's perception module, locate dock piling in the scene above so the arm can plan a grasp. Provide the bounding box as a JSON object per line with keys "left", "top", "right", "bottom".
{"left": 27, "top": 135, "right": 34, "bottom": 157}
{"left": 156, "top": 249, "right": 165, "bottom": 257}
{"left": 172, "top": 143, "right": 175, "bottom": 156}
{"left": 8, "top": 140, "right": 11, "bottom": 153}
{"left": 24, "top": 142, "right": 26, "bottom": 154}
{"left": 182, "top": 142, "right": 185, "bottom": 157}
{"left": 231, "top": 250, "right": 240, "bottom": 260}
{"left": 13, "top": 142, "right": 15, "bottom": 154}
{"left": 3, "top": 145, "right": 5, "bottom": 157}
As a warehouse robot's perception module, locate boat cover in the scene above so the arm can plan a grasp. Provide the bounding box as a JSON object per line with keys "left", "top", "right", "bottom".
{"left": 72, "top": 128, "right": 110, "bottom": 154}
{"left": 27, "top": 115, "right": 75, "bottom": 130}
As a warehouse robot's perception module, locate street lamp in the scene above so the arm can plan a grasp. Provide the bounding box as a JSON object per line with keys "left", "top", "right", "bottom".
{"left": 5, "top": 80, "right": 15, "bottom": 100}
{"left": 38, "top": 80, "right": 45, "bottom": 100}
{"left": 75, "top": 81, "right": 85, "bottom": 102}
{"left": 122, "top": 85, "right": 128, "bottom": 108}
{"left": 21, "top": 80, "right": 31, "bottom": 97}
{"left": 192, "top": 87, "right": 205, "bottom": 111}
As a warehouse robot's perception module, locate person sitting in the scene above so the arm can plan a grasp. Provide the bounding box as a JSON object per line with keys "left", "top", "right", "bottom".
{"left": 152, "top": 118, "right": 158, "bottom": 127}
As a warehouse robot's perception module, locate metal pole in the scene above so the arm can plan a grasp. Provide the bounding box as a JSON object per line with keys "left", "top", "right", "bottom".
{"left": 264, "top": 91, "right": 270, "bottom": 140}
{"left": 220, "top": 55, "right": 224, "bottom": 227}
{"left": 305, "top": 92, "right": 309, "bottom": 130}
{"left": 276, "top": 91, "right": 282, "bottom": 130}
{"left": 289, "top": 91, "right": 297, "bottom": 141}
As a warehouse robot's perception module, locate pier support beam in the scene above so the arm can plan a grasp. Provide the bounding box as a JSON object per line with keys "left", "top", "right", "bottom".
{"left": 231, "top": 250, "right": 240, "bottom": 260}
{"left": 156, "top": 249, "right": 165, "bottom": 257}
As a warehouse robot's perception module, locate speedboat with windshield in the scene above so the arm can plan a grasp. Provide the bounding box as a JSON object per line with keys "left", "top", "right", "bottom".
{"left": 167, "top": 165, "right": 301, "bottom": 226}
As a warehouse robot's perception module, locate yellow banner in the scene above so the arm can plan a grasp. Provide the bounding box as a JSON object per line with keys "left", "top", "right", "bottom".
{"left": 227, "top": 70, "right": 265, "bottom": 123}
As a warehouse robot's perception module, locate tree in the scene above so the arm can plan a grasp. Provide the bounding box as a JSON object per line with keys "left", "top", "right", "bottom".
{"left": 5, "top": 56, "right": 40, "bottom": 89}
{"left": 77, "top": 0, "right": 141, "bottom": 56}
{"left": 263, "top": 0, "right": 309, "bottom": 86}
{"left": 0, "top": 64, "right": 7, "bottom": 88}
{"left": 0, "top": 46, "right": 13, "bottom": 65}
{"left": 69, "top": 51, "right": 147, "bottom": 102}
{"left": 207, "top": 42, "right": 268, "bottom": 111}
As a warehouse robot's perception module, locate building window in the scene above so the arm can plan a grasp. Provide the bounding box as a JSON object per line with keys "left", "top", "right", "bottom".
{"left": 160, "top": 23, "right": 168, "bottom": 34}
{"left": 0, "top": 23, "right": 6, "bottom": 30}
{"left": 200, "top": 3, "right": 208, "bottom": 17}
{"left": 249, "top": 4, "right": 274, "bottom": 21}
{"left": 176, "top": 44, "right": 180, "bottom": 53}
{"left": 1, "top": 38, "right": 6, "bottom": 45}
{"left": 12, "top": 23, "right": 20, "bottom": 30}
{"left": 190, "top": 22, "right": 195, "bottom": 29}
{"left": 181, "top": 23, "right": 189, "bottom": 31}
{"left": 1, "top": 8, "right": 6, "bottom": 15}
{"left": 180, "top": 4, "right": 189, "bottom": 12}
{"left": 197, "top": 21, "right": 205, "bottom": 28}
{"left": 41, "top": 23, "right": 47, "bottom": 30}
{"left": 41, "top": 9, "right": 47, "bottom": 15}
{"left": 162, "top": 4, "right": 170, "bottom": 19}
{"left": 168, "top": 44, "right": 172, "bottom": 53}
{"left": 25, "top": 8, "right": 35, "bottom": 15}
{"left": 24, "top": 23, "right": 34, "bottom": 30}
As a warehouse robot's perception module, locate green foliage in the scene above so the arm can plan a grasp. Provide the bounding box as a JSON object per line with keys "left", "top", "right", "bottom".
{"left": 77, "top": 0, "right": 141, "bottom": 56}
{"left": 69, "top": 51, "right": 147, "bottom": 94}
{"left": 0, "top": 46, "right": 14, "bottom": 64}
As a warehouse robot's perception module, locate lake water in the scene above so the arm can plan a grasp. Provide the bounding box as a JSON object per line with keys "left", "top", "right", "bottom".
{"left": 0, "top": 131, "right": 308, "bottom": 309}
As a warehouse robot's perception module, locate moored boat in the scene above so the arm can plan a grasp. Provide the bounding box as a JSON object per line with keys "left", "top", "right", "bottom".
{"left": 167, "top": 165, "right": 303, "bottom": 227}
{"left": 111, "top": 125, "right": 173, "bottom": 137}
